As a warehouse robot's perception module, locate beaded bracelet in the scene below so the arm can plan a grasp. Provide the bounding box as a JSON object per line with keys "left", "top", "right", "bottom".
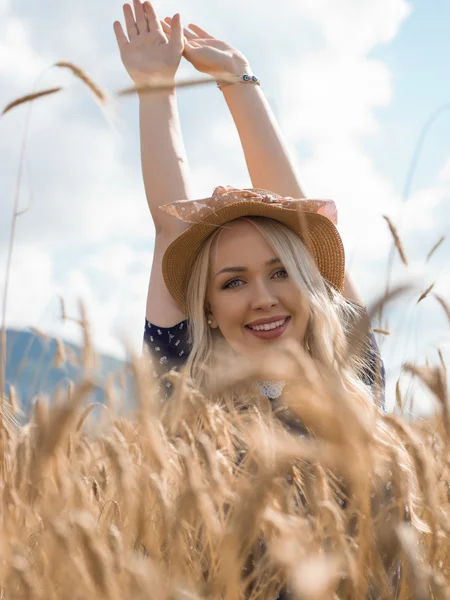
{"left": 217, "top": 74, "right": 261, "bottom": 90}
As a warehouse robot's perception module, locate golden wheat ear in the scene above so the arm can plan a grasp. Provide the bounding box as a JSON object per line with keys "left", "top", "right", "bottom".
{"left": 383, "top": 215, "right": 408, "bottom": 266}
{"left": 2, "top": 87, "right": 62, "bottom": 116}
{"left": 417, "top": 283, "right": 435, "bottom": 304}
{"left": 54, "top": 62, "right": 107, "bottom": 104}
{"left": 433, "top": 293, "right": 450, "bottom": 324}
{"left": 426, "top": 235, "right": 445, "bottom": 263}
{"left": 117, "top": 74, "right": 232, "bottom": 97}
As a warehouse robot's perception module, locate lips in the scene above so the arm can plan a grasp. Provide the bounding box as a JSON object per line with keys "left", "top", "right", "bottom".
{"left": 248, "top": 318, "right": 287, "bottom": 332}
{"left": 245, "top": 316, "right": 291, "bottom": 340}
{"left": 246, "top": 315, "right": 290, "bottom": 327}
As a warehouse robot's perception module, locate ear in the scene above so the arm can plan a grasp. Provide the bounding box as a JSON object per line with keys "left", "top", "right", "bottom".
{"left": 206, "top": 312, "right": 219, "bottom": 329}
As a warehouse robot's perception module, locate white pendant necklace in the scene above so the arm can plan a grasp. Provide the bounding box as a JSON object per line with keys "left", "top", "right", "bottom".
{"left": 258, "top": 380, "right": 286, "bottom": 400}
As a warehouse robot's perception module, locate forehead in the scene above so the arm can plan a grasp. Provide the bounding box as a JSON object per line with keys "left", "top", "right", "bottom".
{"left": 209, "top": 219, "right": 274, "bottom": 268}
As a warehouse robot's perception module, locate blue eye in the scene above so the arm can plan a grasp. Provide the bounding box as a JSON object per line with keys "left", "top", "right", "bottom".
{"left": 223, "top": 278, "right": 243, "bottom": 289}
{"left": 222, "top": 269, "right": 288, "bottom": 289}
{"left": 274, "top": 269, "right": 288, "bottom": 279}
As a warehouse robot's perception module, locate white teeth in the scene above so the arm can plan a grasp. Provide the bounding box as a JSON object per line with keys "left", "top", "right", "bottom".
{"left": 249, "top": 318, "right": 286, "bottom": 332}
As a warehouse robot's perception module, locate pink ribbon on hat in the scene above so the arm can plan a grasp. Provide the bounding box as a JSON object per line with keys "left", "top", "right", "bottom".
{"left": 159, "top": 185, "right": 338, "bottom": 225}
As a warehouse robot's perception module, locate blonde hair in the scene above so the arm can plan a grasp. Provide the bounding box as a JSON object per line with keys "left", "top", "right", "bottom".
{"left": 185, "top": 217, "right": 375, "bottom": 403}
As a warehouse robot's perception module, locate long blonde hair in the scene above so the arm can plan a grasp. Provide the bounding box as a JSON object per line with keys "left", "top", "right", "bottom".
{"left": 185, "top": 217, "right": 375, "bottom": 403}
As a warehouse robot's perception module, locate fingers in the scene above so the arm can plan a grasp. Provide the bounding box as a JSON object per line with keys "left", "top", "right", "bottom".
{"left": 133, "top": 0, "right": 149, "bottom": 34}
{"left": 188, "top": 23, "right": 216, "bottom": 39}
{"left": 168, "top": 13, "right": 184, "bottom": 50}
{"left": 160, "top": 20, "right": 171, "bottom": 35}
{"left": 123, "top": 4, "right": 139, "bottom": 40}
{"left": 182, "top": 28, "right": 197, "bottom": 41}
{"left": 113, "top": 20, "right": 129, "bottom": 48}
{"left": 143, "top": 1, "right": 163, "bottom": 33}
{"left": 183, "top": 28, "right": 197, "bottom": 41}
{"left": 164, "top": 17, "right": 197, "bottom": 41}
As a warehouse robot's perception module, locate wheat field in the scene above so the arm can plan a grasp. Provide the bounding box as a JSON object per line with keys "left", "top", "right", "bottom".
{"left": 0, "top": 321, "right": 448, "bottom": 600}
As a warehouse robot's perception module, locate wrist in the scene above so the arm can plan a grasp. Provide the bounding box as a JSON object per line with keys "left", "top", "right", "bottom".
{"left": 138, "top": 86, "right": 176, "bottom": 101}
{"left": 137, "top": 79, "right": 177, "bottom": 101}
{"left": 213, "top": 56, "right": 251, "bottom": 80}
{"left": 218, "top": 73, "right": 260, "bottom": 93}
{"left": 138, "top": 85, "right": 177, "bottom": 107}
{"left": 132, "top": 71, "right": 177, "bottom": 97}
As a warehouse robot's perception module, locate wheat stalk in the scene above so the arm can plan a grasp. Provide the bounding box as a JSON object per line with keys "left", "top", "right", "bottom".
{"left": 2, "top": 87, "right": 62, "bottom": 116}
{"left": 372, "top": 329, "right": 390, "bottom": 336}
{"left": 433, "top": 294, "right": 450, "bottom": 324}
{"left": 383, "top": 215, "right": 408, "bottom": 266}
{"left": 54, "top": 62, "right": 107, "bottom": 104}
{"left": 426, "top": 235, "right": 445, "bottom": 263}
{"left": 417, "top": 283, "right": 435, "bottom": 304}
{"left": 117, "top": 75, "right": 227, "bottom": 97}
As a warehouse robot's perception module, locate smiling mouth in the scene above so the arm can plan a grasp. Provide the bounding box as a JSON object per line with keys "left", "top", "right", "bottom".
{"left": 247, "top": 318, "right": 288, "bottom": 332}
{"left": 245, "top": 317, "right": 291, "bottom": 339}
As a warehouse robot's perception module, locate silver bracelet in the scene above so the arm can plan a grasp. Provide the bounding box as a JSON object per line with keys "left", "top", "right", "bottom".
{"left": 217, "top": 74, "right": 260, "bottom": 90}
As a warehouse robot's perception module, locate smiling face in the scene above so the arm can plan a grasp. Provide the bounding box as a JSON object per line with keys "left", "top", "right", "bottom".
{"left": 206, "top": 219, "right": 310, "bottom": 355}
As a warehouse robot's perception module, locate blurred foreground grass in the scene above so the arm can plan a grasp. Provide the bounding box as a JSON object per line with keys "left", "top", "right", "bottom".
{"left": 0, "top": 316, "right": 449, "bottom": 600}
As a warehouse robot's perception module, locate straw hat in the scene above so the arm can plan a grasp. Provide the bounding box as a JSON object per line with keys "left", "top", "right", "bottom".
{"left": 160, "top": 186, "right": 345, "bottom": 312}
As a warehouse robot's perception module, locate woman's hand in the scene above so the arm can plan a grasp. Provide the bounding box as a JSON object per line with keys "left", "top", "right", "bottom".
{"left": 113, "top": 1, "right": 184, "bottom": 85}
{"left": 161, "top": 19, "right": 250, "bottom": 79}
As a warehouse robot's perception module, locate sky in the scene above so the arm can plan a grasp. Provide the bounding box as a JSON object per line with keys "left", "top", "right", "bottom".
{"left": 1, "top": 0, "right": 450, "bottom": 413}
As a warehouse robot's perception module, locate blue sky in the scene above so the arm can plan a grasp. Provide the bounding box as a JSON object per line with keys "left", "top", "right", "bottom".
{"left": 1, "top": 0, "right": 449, "bottom": 413}
{"left": 369, "top": 0, "right": 450, "bottom": 192}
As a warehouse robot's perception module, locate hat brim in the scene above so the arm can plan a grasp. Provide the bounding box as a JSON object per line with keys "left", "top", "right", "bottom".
{"left": 162, "top": 201, "right": 345, "bottom": 313}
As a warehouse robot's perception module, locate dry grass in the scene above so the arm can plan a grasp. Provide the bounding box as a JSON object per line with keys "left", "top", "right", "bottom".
{"left": 426, "top": 236, "right": 445, "bottom": 263}
{"left": 54, "top": 62, "right": 107, "bottom": 104}
{"left": 383, "top": 216, "right": 408, "bottom": 267}
{"left": 434, "top": 294, "right": 450, "bottom": 324}
{"left": 0, "top": 320, "right": 449, "bottom": 600}
{"left": 1, "top": 87, "right": 62, "bottom": 116}
{"left": 117, "top": 75, "right": 220, "bottom": 97}
{"left": 417, "top": 283, "right": 435, "bottom": 304}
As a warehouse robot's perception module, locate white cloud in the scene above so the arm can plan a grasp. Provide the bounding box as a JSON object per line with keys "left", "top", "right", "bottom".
{"left": 293, "top": 0, "right": 411, "bottom": 52}
{"left": 0, "top": 245, "right": 57, "bottom": 327}
{"left": 0, "top": 17, "right": 47, "bottom": 83}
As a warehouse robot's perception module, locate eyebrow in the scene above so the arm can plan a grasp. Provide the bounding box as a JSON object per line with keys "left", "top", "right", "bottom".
{"left": 215, "top": 257, "right": 282, "bottom": 278}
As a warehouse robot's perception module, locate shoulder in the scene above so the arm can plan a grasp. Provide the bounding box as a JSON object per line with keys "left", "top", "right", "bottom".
{"left": 144, "top": 319, "right": 190, "bottom": 358}
{"left": 144, "top": 319, "right": 188, "bottom": 337}
{"left": 142, "top": 319, "right": 192, "bottom": 398}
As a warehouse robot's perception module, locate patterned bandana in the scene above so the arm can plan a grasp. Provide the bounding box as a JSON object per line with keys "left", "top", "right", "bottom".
{"left": 159, "top": 185, "right": 338, "bottom": 226}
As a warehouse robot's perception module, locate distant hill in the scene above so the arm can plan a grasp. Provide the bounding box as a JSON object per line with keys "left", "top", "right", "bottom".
{"left": 3, "top": 328, "right": 133, "bottom": 419}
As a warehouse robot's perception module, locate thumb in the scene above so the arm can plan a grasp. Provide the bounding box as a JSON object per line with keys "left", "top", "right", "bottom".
{"left": 169, "top": 13, "right": 184, "bottom": 50}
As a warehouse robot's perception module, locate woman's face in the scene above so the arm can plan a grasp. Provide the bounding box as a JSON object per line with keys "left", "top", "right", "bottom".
{"left": 206, "top": 220, "right": 309, "bottom": 355}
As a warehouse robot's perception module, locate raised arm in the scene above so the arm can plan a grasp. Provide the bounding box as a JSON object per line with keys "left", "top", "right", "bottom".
{"left": 220, "top": 79, "right": 367, "bottom": 305}
{"left": 161, "top": 19, "right": 364, "bottom": 306}
{"left": 114, "top": 2, "right": 191, "bottom": 326}
{"left": 223, "top": 76, "right": 365, "bottom": 306}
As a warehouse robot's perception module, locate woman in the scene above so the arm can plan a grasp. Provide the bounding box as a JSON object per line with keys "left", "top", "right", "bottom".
{"left": 113, "top": 1, "right": 385, "bottom": 408}
{"left": 113, "top": 7, "right": 401, "bottom": 598}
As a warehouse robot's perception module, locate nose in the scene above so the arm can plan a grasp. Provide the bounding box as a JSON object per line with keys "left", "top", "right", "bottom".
{"left": 250, "top": 278, "right": 279, "bottom": 311}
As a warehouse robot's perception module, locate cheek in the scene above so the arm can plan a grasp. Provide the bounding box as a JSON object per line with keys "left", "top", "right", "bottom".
{"left": 211, "top": 294, "right": 247, "bottom": 332}
{"left": 289, "top": 294, "right": 310, "bottom": 337}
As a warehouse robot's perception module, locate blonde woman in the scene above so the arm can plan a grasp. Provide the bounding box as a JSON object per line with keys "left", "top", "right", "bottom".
{"left": 113, "top": 1, "right": 385, "bottom": 409}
